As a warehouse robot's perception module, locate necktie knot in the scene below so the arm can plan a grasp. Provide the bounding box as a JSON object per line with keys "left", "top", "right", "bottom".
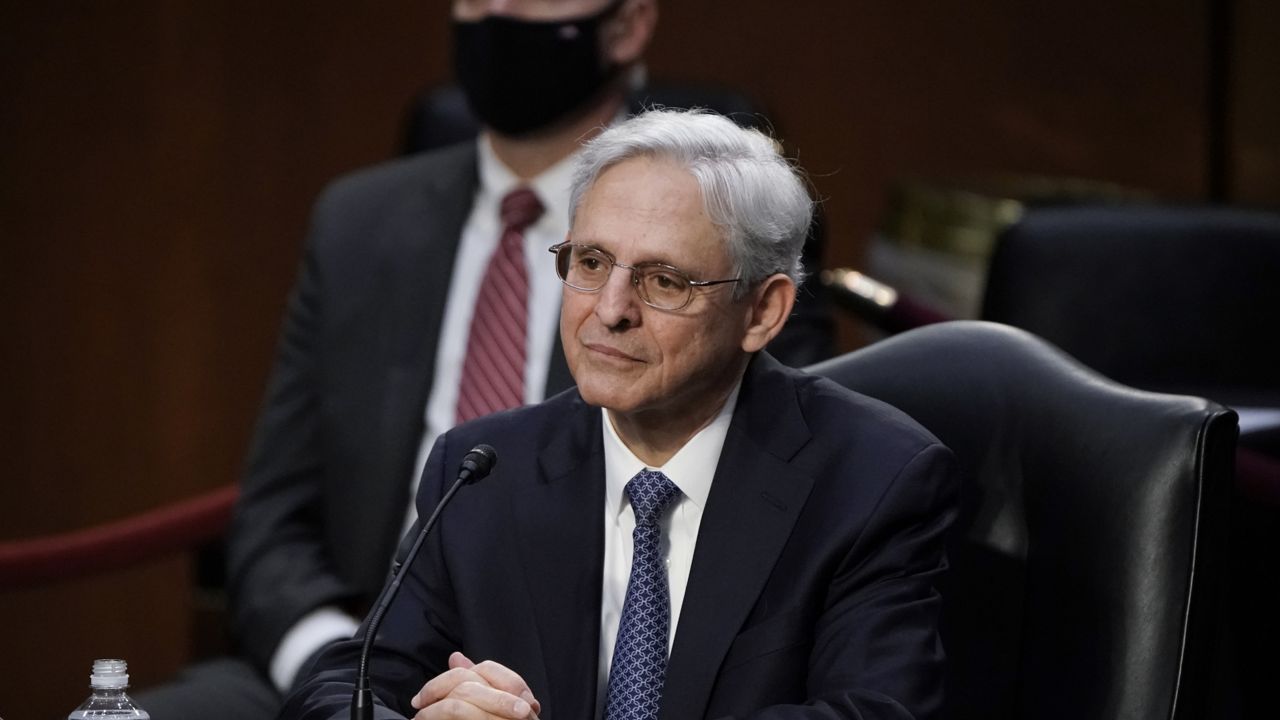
{"left": 500, "top": 186, "right": 544, "bottom": 232}
{"left": 625, "top": 470, "right": 680, "bottom": 527}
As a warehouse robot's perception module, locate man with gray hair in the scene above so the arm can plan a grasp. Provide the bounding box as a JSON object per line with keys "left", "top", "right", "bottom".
{"left": 283, "top": 109, "right": 958, "bottom": 720}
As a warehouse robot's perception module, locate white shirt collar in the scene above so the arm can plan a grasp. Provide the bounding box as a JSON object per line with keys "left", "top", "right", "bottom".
{"left": 602, "top": 380, "right": 743, "bottom": 518}
{"left": 476, "top": 133, "right": 578, "bottom": 243}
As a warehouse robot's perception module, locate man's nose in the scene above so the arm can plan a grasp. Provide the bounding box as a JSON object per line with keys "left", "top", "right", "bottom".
{"left": 593, "top": 267, "right": 642, "bottom": 329}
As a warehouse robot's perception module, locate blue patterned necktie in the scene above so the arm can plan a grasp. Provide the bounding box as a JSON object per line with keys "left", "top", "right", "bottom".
{"left": 604, "top": 469, "right": 682, "bottom": 720}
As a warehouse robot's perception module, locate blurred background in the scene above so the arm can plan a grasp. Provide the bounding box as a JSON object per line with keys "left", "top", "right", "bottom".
{"left": 1, "top": 1, "right": 1276, "bottom": 716}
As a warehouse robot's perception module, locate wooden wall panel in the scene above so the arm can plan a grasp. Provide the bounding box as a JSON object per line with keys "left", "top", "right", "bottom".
{"left": 0, "top": 2, "right": 442, "bottom": 715}
{"left": 647, "top": 0, "right": 1209, "bottom": 288}
{"left": 1, "top": 1, "right": 1269, "bottom": 717}
{"left": 1232, "top": 0, "right": 1280, "bottom": 205}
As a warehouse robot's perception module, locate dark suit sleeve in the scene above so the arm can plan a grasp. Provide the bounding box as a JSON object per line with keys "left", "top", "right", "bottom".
{"left": 279, "top": 435, "right": 461, "bottom": 720}
{"left": 805, "top": 442, "right": 956, "bottom": 719}
{"left": 226, "top": 192, "right": 359, "bottom": 673}
{"left": 727, "top": 443, "right": 958, "bottom": 720}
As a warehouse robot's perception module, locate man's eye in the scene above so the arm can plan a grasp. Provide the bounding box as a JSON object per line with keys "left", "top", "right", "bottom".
{"left": 650, "top": 272, "right": 683, "bottom": 290}
{"left": 579, "top": 256, "right": 605, "bottom": 271}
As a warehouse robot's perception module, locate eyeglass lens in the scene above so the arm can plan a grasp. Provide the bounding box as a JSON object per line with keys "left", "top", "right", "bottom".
{"left": 554, "top": 244, "right": 692, "bottom": 310}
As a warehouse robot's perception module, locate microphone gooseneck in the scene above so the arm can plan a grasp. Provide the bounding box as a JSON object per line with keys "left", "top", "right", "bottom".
{"left": 352, "top": 444, "right": 498, "bottom": 720}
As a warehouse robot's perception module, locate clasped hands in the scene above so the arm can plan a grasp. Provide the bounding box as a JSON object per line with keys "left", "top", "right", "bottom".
{"left": 410, "top": 651, "right": 542, "bottom": 720}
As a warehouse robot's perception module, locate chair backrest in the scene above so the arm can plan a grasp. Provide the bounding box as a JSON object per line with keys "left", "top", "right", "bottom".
{"left": 981, "top": 205, "right": 1280, "bottom": 406}
{"left": 807, "top": 321, "right": 1238, "bottom": 720}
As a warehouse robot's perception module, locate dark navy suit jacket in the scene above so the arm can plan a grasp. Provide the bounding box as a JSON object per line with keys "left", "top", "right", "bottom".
{"left": 283, "top": 353, "right": 958, "bottom": 720}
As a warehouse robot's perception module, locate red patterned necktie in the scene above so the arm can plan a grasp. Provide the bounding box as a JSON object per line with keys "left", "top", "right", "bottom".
{"left": 456, "top": 186, "right": 545, "bottom": 424}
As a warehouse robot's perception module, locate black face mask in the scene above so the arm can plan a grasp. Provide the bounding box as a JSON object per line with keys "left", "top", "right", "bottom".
{"left": 452, "top": 2, "right": 623, "bottom": 137}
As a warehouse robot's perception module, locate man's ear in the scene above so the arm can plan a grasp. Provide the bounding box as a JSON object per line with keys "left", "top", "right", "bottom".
{"left": 741, "top": 274, "right": 796, "bottom": 353}
{"left": 603, "top": 0, "right": 658, "bottom": 66}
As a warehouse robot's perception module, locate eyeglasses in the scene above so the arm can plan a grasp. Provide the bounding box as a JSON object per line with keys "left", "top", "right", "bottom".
{"left": 549, "top": 242, "right": 741, "bottom": 311}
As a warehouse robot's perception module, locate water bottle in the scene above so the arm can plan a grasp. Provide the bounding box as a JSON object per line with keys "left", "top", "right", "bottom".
{"left": 68, "top": 659, "right": 150, "bottom": 719}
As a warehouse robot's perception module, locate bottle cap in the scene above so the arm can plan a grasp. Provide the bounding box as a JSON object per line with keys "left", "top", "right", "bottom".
{"left": 89, "top": 659, "right": 129, "bottom": 689}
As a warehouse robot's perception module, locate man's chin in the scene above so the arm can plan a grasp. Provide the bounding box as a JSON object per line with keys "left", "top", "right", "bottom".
{"left": 578, "top": 385, "right": 620, "bottom": 410}
{"left": 577, "top": 380, "right": 640, "bottom": 414}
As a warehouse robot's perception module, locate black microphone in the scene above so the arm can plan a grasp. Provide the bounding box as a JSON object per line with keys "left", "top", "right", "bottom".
{"left": 352, "top": 444, "right": 497, "bottom": 720}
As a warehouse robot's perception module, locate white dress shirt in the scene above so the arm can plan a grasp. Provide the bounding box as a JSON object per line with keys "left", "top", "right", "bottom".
{"left": 269, "top": 134, "right": 576, "bottom": 692}
{"left": 595, "top": 382, "right": 742, "bottom": 719}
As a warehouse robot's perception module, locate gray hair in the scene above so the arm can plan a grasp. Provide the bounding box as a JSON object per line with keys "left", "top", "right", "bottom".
{"left": 568, "top": 108, "right": 813, "bottom": 297}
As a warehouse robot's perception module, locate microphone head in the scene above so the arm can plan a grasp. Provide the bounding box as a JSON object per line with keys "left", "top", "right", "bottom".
{"left": 459, "top": 444, "right": 498, "bottom": 483}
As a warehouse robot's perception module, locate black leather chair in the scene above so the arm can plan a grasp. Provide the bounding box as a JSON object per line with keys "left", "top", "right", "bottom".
{"left": 808, "top": 321, "right": 1238, "bottom": 720}
{"left": 982, "top": 204, "right": 1280, "bottom": 417}
{"left": 980, "top": 205, "right": 1280, "bottom": 718}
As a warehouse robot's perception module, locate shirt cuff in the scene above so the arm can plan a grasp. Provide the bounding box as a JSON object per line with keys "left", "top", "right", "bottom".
{"left": 269, "top": 606, "right": 361, "bottom": 692}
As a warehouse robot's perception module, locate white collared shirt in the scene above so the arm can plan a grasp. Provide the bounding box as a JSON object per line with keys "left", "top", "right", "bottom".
{"left": 595, "top": 381, "right": 742, "bottom": 718}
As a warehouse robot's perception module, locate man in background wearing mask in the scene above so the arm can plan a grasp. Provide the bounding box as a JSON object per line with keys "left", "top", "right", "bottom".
{"left": 138, "top": 1, "right": 830, "bottom": 718}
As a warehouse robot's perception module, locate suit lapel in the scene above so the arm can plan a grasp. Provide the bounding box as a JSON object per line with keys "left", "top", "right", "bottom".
{"left": 661, "top": 355, "right": 815, "bottom": 720}
{"left": 511, "top": 396, "right": 606, "bottom": 720}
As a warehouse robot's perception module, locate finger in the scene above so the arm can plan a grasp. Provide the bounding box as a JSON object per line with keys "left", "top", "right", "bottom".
{"left": 425, "top": 681, "right": 533, "bottom": 720}
{"left": 467, "top": 660, "right": 541, "bottom": 716}
{"left": 450, "top": 651, "right": 476, "bottom": 670}
{"left": 413, "top": 696, "right": 487, "bottom": 720}
{"left": 412, "top": 666, "right": 489, "bottom": 710}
